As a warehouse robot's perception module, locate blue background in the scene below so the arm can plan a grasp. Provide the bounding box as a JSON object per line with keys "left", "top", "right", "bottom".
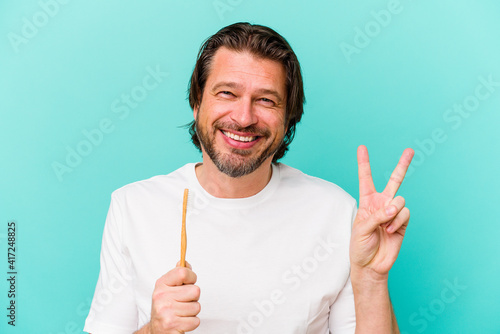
{"left": 1, "top": 0, "right": 499, "bottom": 333}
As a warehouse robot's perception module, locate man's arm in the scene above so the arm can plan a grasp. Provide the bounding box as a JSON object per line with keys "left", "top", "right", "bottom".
{"left": 391, "top": 301, "right": 399, "bottom": 332}
{"left": 350, "top": 268, "right": 399, "bottom": 333}
{"left": 349, "top": 145, "right": 413, "bottom": 334}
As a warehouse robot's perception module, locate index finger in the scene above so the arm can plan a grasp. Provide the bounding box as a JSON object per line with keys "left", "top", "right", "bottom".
{"left": 382, "top": 148, "right": 414, "bottom": 198}
{"left": 159, "top": 265, "right": 197, "bottom": 287}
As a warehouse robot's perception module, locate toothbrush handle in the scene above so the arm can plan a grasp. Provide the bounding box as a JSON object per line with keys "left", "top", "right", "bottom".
{"left": 180, "top": 188, "right": 188, "bottom": 267}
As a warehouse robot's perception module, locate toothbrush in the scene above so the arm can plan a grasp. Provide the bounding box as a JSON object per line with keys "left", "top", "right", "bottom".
{"left": 180, "top": 188, "right": 189, "bottom": 267}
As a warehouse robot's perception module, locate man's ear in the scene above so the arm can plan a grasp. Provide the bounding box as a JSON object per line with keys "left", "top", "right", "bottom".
{"left": 193, "top": 92, "right": 202, "bottom": 119}
{"left": 284, "top": 118, "right": 290, "bottom": 135}
{"left": 193, "top": 105, "right": 199, "bottom": 120}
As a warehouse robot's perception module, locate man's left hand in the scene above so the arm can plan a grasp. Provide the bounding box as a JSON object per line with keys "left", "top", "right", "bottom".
{"left": 350, "top": 145, "right": 414, "bottom": 280}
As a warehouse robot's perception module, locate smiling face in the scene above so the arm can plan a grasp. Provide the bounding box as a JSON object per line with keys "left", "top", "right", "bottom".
{"left": 194, "top": 46, "right": 287, "bottom": 178}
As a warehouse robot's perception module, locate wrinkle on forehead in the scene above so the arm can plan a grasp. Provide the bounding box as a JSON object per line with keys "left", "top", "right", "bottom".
{"left": 206, "top": 47, "right": 286, "bottom": 99}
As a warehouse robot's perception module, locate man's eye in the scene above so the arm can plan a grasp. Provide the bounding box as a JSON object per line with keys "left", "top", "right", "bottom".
{"left": 260, "top": 98, "right": 275, "bottom": 105}
{"left": 220, "top": 91, "right": 233, "bottom": 96}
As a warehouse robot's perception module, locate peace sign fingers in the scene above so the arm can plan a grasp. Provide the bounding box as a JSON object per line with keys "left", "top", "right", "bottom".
{"left": 382, "top": 148, "right": 414, "bottom": 198}
{"left": 357, "top": 145, "right": 376, "bottom": 198}
{"left": 352, "top": 146, "right": 414, "bottom": 277}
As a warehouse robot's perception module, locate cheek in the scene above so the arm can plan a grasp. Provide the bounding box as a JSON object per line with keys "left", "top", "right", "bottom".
{"left": 263, "top": 115, "right": 287, "bottom": 143}
{"left": 268, "top": 112, "right": 287, "bottom": 133}
{"left": 203, "top": 102, "right": 232, "bottom": 123}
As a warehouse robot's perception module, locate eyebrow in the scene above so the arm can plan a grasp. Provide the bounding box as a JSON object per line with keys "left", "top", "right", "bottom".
{"left": 211, "top": 81, "right": 284, "bottom": 104}
{"left": 211, "top": 81, "right": 243, "bottom": 92}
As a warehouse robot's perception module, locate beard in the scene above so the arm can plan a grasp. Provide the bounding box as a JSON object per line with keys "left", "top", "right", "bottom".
{"left": 195, "top": 119, "right": 282, "bottom": 178}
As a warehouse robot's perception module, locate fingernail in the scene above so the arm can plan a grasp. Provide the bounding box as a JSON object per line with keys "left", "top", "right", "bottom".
{"left": 386, "top": 206, "right": 396, "bottom": 216}
{"left": 387, "top": 224, "right": 394, "bottom": 233}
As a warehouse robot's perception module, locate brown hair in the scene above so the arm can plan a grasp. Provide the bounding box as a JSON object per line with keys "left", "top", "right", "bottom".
{"left": 187, "top": 22, "right": 305, "bottom": 162}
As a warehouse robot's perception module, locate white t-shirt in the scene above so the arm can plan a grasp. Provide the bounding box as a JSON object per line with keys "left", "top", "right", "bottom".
{"left": 84, "top": 163, "right": 357, "bottom": 334}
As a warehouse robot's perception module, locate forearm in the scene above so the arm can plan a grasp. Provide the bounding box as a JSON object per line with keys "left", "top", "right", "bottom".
{"left": 351, "top": 268, "right": 399, "bottom": 334}
{"left": 391, "top": 303, "right": 399, "bottom": 333}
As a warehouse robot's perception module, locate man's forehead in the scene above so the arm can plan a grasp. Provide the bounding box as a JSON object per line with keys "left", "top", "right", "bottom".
{"left": 206, "top": 47, "right": 286, "bottom": 93}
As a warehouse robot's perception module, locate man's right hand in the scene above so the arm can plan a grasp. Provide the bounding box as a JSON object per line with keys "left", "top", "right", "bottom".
{"left": 141, "top": 262, "right": 201, "bottom": 334}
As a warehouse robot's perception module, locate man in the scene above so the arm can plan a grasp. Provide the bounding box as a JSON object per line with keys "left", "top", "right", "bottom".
{"left": 84, "top": 22, "right": 413, "bottom": 333}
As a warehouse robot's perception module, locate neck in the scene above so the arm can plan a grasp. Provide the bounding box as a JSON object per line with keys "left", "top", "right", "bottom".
{"left": 195, "top": 155, "right": 274, "bottom": 198}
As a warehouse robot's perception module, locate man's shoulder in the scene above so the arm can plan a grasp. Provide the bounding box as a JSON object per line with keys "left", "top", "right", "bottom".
{"left": 277, "top": 163, "right": 356, "bottom": 206}
{"left": 110, "top": 163, "right": 195, "bottom": 201}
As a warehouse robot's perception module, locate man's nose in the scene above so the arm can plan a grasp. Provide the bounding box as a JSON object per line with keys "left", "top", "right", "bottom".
{"left": 229, "top": 97, "right": 258, "bottom": 128}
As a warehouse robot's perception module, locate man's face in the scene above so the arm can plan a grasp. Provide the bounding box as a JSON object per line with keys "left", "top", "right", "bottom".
{"left": 194, "top": 47, "right": 287, "bottom": 178}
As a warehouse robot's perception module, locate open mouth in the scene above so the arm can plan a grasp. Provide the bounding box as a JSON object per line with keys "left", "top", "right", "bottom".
{"left": 221, "top": 130, "right": 259, "bottom": 142}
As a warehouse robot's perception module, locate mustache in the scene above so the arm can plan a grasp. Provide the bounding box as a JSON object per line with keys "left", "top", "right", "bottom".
{"left": 214, "top": 121, "right": 271, "bottom": 137}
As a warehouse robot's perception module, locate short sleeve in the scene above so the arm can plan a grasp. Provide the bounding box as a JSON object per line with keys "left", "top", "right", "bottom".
{"left": 84, "top": 193, "right": 138, "bottom": 334}
{"left": 328, "top": 200, "right": 357, "bottom": 333}
{"left": 328, "top": 277, "right": 356, "bottom": 333}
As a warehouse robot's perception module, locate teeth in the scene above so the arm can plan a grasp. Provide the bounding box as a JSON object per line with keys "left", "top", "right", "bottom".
{"left": 223, "top": 131, "right": 256, "bottom": 142}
